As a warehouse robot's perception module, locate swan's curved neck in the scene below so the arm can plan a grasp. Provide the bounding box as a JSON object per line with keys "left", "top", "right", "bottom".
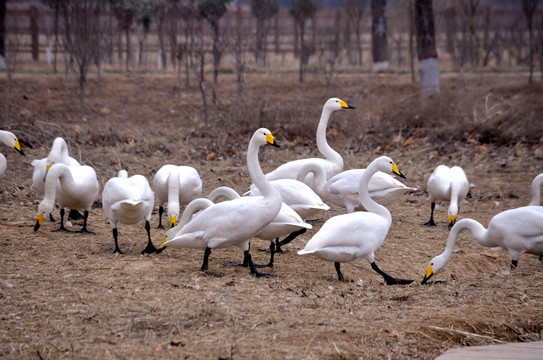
{"left": 50, "top": 138, "right": 71, "bottom": 163}
{"left": 43, "top": 164, "right": 74, "bottom": 207}
{"left": 441, "top": 218, "right": 490, "bottom": 264}
{"left": 316, "top": 107, "right": 343, "bottom": 170}
{"left": 168, "top": 168, "right": 180, "bottom": 201}
{"left": 359, "top": 162, "right": 390, "bottom": 221}
{"left": 296, "top": 162, "right": 327, "bottom": 194}
{"left": 247, "top": 141, "right": 276, "bottom": 200}
{"left": 530, "top": 175, "right": 543, "bottom": 206}
{"left": 448, "top": 182, "right": 462, "bottom": 213}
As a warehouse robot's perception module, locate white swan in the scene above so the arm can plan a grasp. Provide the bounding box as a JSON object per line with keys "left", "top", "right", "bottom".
{"left": 529, "top": 173, "right": 543, "bottom": 206}
{"left": 102, "top": 170, "right": 159, "bottom": 254}
{"left": 0, "top": 130, "right": 25, "bottom": 175}
{"left": 31, "top": 137, "right": 80, "bottom": 195}
{"left": 152, "top": 164, "right": 202, "bottom": 229}
{"left": 422, "top": 207, "right": 543, "bottom": 284}
{"left": 297, "top": 163, "right": 416, "bottom": 213}
{"left": 424, "top": 165, "right": 469, "bottom": 228}
{"left": 248, "top": 178, "right": 329, "bottom": 220}
{"left": 265, "top": 97, "right": 355, "bottom": 190}
{"left": 34, "top": 163, "right": 100, "bottom": 234}
{"left": 161, "top": 128, "right": 283, "bottom": 277}
{"left": 298, "top": 156, "right": 413, "bottom": 284}
{"left": 208, "top": 186, "right": 312, "bottom": 267}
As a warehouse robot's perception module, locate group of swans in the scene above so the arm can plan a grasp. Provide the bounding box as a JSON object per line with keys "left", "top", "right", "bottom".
{"left": 0, "top": 130, "right": 25, "bottom": 175}
{"left": 422, "top": 172, "right": 543, "bottom": 283}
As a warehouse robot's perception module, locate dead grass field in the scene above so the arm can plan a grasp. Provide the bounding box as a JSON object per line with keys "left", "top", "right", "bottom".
{"left": 0, "top": 71, "right": 542, "bottom": 359}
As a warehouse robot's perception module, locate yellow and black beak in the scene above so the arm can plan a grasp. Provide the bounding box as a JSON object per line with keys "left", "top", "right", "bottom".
{"left": 15, "top": 140, "right": 25, "bottom": 156}
{"left": 448, "top": 214, "right": 456, "bottom": 229}
{"left": 160, "top": 237, "right": 168, "bottom": 250}
{"left": 34, "top": 213, "right": 45, "bottom": 232}
{"left": 392, "top": 163, "right": 406, "bottom": 179}
{"left": 339, "top": 100, "right": 356, "bottom": 109}
{"left": 169, "top": 216, "right": 177, "bottom": 229}
{"left": 266, "top": 133, "right": 280, "bottom": 148}
{"left": 421, "top": 264, "right": 434, "bottom": 284}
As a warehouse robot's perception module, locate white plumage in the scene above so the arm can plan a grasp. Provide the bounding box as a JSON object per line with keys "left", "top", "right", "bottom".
{"left": 424, "top": 165, "right": 469, "bottom": 227}
{"left": 298, "top": 156, "right": 413, "bottom": 284}
{"left": 102, "top": 170, "right": 159, "bottom": 254}
{"left": 265, "top": 97, "right": 355, "bottom": 190}
{"left": 161, "top": 128, "right": 283, "bottom": 277}
{"left": 529, "top": 173, "right": 543, "bottom": 206}
{"left": 152, "top": 164, "right": 202, "bottom": 229}
{"left": 0, "top": 130, "right": 25, "bottom": 175}
{"left": 422, "top": 206, "right": 543, "bottom": 284}
{"left": 34, "top": 163, "right": 99, "bottom": 234}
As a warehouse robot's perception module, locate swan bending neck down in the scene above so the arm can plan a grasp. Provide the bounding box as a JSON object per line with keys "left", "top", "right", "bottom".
{"left": 161, "top": 128, "right": 282, "bottom": 278}
{"left": 102, "top": 170, "right": 160, "bottom": 254}
{"left": 422, "top": 207, "right": 543, "bottom": 284}
{"left": 34, "top": 163, "right": 99, "bottom": 234}
{"left": 298, "top": 156, "right": 413, "bottom": 284}
{"left": 529, "top": 174, "right": 543, "bottom": 206}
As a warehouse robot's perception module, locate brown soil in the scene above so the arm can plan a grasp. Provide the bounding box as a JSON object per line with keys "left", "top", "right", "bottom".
{"left": 1, "top": 72, "right": 542, "bottom": 359}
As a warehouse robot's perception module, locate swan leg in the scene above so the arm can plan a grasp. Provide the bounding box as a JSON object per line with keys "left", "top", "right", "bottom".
{"left": 256, "top": 241, "right": 275, "bottom": 268}
{"left": 423, "top": 202, "right": 437, "bottom": 227}
{"left": 156, "top": 206, "right": 165, "bottom": 229}
{"left": 370, "top": 262, "right": 413, "bottom": 285}
{"left": 245, "top": 250, "right": 276, "bottom": 278}
{"left": 76, "top": 211, "right": 95, "bottom": 235}
{"left": 52, "top": 209, "right": 71, "bottom": 233}
{"left": 334, "top": 262, "right": 345, "bottom": 281}
{"left": 201, "top": 247, "right": 222, "bottom": 277}
{"left": 49, "top": 213, "right": 56, "bottom": 222}
{"left": 539, "top": 255, "right": 542, "bottom": 261}
{"left": 68, "top": 209, "right": 84, "bottom": 221}
{"left": 141, "top": 220, "right": 159, "bottom": 254}
{"left": 276, "top": 228, "right": 307, "bottom": 252}
{"left": 511, "top": 259, "right": 518, "bottom": 269}
{"left": 112, "top": 228, "right": 123, "bottom": 254}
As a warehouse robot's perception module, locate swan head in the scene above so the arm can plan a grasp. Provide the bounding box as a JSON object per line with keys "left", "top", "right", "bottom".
{"left": 421, "top": 253, "right": 448, "bottom": 284}
{"left": 34, "top": 198, "right": 55, "bottom": 232}
{"left": 324, "top": 97, "right": 356, "bottom": 111}
{"left": 253, "top": 128, "right": 280, "bottom": 148}
{"left": 0, "top": 131, "right": 25, "bottom": 156}
{"left": 447, "top": 204, "right": 459, "bottom": 229}
{"left": 374, "top": 156, "right": 406, "bottom": 179}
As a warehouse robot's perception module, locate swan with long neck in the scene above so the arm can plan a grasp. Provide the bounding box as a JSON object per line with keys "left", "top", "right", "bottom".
{"left": 34, "top": 162, "right": 99, "bottom": 234}
{"left": 529, "top": 173, "right": 543, "bottom": 206}
{"left": 297, "top": 162, "right": 416, "bottom": 213}
{"left": 152, "top": 164, "right": 202, "bottom": 229}
{"left": 424, "top": 165, "right": 469, "bottom": 228}
{"left": 264, "top": 98, "right": 355, "bottom": 190}
{"left": 298, "top": 156, "right": 413, "bottom": 284}
{"left": 161, "top": 128, "right": 282, "bottom": 277}
{"left": 0, "top": 130, "right": 25, "bottom": 175}
{"left": 208, "top": 186, "right": 311, "bottom": 267}
{"left": 422, "top": 207, "right": 543, "bottom": 284}
{"left": 102, "top": 170, "right": 160, "bottom": 254}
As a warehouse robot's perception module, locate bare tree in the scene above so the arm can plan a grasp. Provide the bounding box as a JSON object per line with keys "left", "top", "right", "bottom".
{"left": 231, "top": 5, "right": 250, "bottom": 99}
{"left": 198, "top": 0, "right": 232, "bottom": 105}
{"left": 371, "top": 0, "right": 388, "bottom": 70}
{"left": 0, "top": 0, "right": 5, "bottom": 69}
{"left": 415, "top": 0, "right": 440, "bottom": 97}
{"left": 62, "top": 0, "right": 105, "bottom": 119}
{"left": 290, "top": 0, "right": 318, "bottom": 84}
{"left": 3, "top": 8, "right": 21, "bottom": 124}
{"left": 251, "top": 0, "right": 278, "bottom": 67}
{"left": 522, "top": 0, "right": 537, "bottom": 84}
{"left": 316, "top": 23, "right": 341, "bottom": 97}
{"left": 344, "top": 0, "right": 365, "bottom": 66}
{"left": 456, "top": 0, "right": 481, "bottom": 68}
{"left": 111, "top": 0, "right": 146, "bottom": 72}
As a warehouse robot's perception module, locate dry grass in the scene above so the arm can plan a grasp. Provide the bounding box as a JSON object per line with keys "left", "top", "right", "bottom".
{"left": 0, "top": 71, "right": 542, "bottom": 359}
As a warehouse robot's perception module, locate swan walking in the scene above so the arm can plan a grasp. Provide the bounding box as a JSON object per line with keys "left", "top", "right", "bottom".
{"left": 102, "top": 170, "right": 160, "bottom": 254}
{"left": 265, "top": 97, "right": 355, "bottom": 190}
{"left": 208, "top": 186, "right": 311, "bottom": 267}
{"left": 422, "top": 206, "right": 543, "bottom": 284}
{"left": 298, "top": 156, "right": 413, "bottom": 284}
{"left": 161, "top": 128, "right": 282, "bottom": 277}
{"left": 152, "top": 164, "right": 202, "bottom": 229}
{"left": 34, "top": 163, "right": 99, "bottom": 234}
{"left": 0, "top": 130, "right": 25, "bottom": 175}
{"left": 424, "top": 165, "right": 469, "bottom": 228}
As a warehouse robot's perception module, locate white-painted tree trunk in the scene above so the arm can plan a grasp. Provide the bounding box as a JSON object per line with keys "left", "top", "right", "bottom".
{"left": 419, "top": 57, "right": 440, "bottom": 97}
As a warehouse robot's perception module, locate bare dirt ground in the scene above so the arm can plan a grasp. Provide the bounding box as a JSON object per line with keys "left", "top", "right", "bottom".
{"left": 0, "top": 71, "right": 542, "bottom": 359}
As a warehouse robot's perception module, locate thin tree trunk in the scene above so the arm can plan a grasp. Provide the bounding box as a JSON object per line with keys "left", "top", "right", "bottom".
{"left": 415, "top": 0, "right": 440, "bottom": 97}
{"left": 371, "top": 0, "right": 388, "bottom": 71}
